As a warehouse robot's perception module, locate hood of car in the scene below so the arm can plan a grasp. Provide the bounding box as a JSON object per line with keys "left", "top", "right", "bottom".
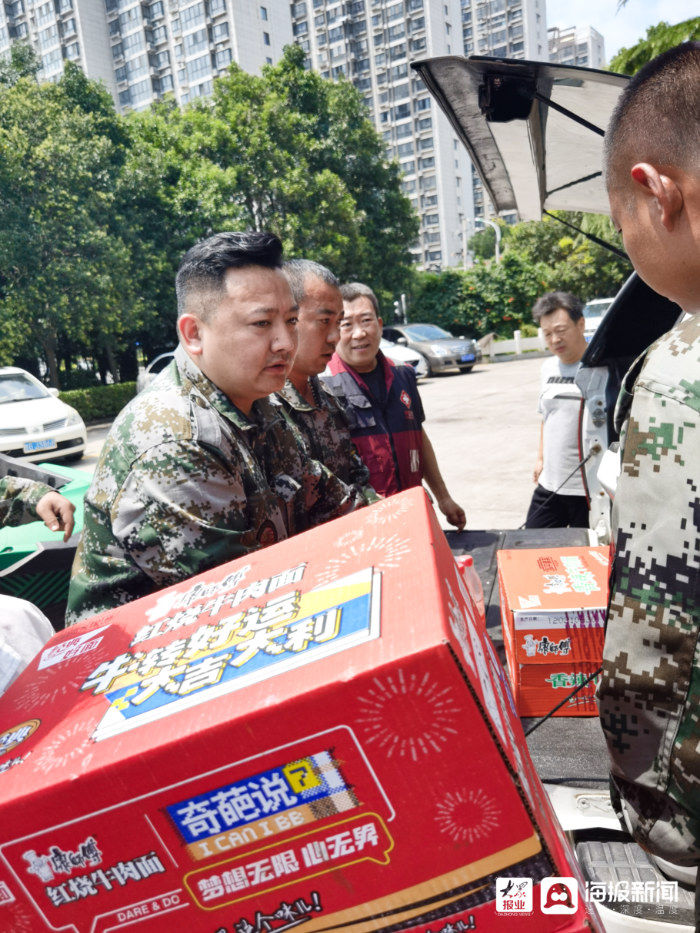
{"left": 411, "top": 55, "right": 628, "bottom": 221}
{"left": 0, "top": 396, "right": 69, "bottom": 430}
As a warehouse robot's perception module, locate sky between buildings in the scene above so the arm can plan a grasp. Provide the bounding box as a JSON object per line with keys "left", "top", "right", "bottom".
{"left": 546, "top": 0, "right": 698, "bottom": 62}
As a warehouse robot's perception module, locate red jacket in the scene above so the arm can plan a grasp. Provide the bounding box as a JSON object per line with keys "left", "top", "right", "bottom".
{"left": 322, "top": 352, "right": 424, "bottom": 497}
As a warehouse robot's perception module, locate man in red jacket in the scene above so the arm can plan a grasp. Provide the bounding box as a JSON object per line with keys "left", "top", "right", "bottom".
{"left": 322, "top": 282, "right": 466, "bottom": 530}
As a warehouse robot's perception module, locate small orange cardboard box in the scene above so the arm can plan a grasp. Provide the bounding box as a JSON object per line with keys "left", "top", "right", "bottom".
{"left": 497, "top": 546, "right": 609, "bottom": 718}
{"left": 0, "top": 491, "right": 601, "bottom": 931}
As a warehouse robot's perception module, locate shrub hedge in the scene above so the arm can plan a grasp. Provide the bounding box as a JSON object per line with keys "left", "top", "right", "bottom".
{"left": 59, "top": 382, "right": 136, "bottom": 424}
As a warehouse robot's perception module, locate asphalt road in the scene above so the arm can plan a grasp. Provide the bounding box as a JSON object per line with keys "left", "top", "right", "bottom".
{"left": 78, "top": 355, "right": 545, "bottom": 531}
{"left": 420, "top": 356, "right": 543, "bottom": 531}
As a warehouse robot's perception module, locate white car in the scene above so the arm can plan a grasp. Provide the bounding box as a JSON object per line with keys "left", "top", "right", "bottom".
{"left": 0, "top": 367, "right": 87, "bottom": 463}
{"left": 582, "top": 297, "right": 614, "bottom": 342}
{"left": 380, "top": 338, "right": 429, "bottom": 379}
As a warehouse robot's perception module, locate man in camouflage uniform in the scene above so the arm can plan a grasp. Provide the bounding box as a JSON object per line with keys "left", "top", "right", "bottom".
{"left": 597, "top": 43, "right": 700, "bottom": 888}
{"left": 0, "top": 472, "right": 75, "bottom": 540}
{"left": 277, "top": 259, "right": 378, "bottom": 505}
{"left": 67, "top": 232, "right": 363, "bottom": 625}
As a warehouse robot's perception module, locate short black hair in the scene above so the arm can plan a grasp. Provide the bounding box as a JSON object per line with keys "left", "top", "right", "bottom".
{"left": 283, "top": 259, "right": 339, "bottom": 304}
{"left": 605, "top": 42, "right": 700, "bottom": 188}
{"left": 176, "top": 231, "right": 283, "bottom": 320}
{"left": 340, "top": 282, "right": 380, "bottom": 317}
{"left": 532, "top": 291, "right": 583, "bottom": 325}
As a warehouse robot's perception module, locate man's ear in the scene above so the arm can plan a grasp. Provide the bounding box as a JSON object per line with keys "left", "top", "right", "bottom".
{"left": 177, "top": 313, "right": 203, "bottom": 355}
{"left": 630, "top": 162, "right": 683, "bottom": 232}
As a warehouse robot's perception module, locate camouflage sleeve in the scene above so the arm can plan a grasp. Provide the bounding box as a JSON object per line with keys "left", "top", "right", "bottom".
{"left": 0, "top": 476, "right": 54, "bottom": 528}
{"left": 284, "top": 453, "right": 366, "bottom": 533}
{"left": 597, "top": 337, "right": 700, "bottom": 865}
{"left": 112, "top": 441, "right": 285, "bottom": 587}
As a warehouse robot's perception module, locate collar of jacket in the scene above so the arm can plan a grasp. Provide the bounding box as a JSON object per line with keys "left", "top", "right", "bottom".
{"left": 327, "top": 350, "right": 395, "bottom": 393}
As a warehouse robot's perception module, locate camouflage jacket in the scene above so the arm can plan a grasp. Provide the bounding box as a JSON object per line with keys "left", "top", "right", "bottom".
{"left": 275, "top": 378, "right": 379, "bottom": 505}
{"left": 67, "top": 347, "right": 362, "bottom": 626}
{"left": 0, "top": 475, "right": 53, "bottom": 528}
{"left": 597, "top": 314, "right": 700, "bottom": 865}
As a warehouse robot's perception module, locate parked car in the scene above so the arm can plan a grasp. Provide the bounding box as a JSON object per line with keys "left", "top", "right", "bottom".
{"left": 382, "top": 324, "right": 480, "bottom": 376}
{"left": 136, "top": 351, "right": 175, "bottom": 393}
{"left": 379, "top": 338, "right": 428, "bottom": 379}
{"left": 582, "top": 297, "right": 615, "bottom": 342}
{"left": 0, "top": 367, "right": 86, "bottom": 463}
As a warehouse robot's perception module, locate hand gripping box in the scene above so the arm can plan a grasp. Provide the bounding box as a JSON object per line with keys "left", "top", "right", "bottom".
{"left": 0, "top": 489, "right": 601, "bottom": 933}
{"left": 497, "top": 547, "right": 610, "bottom": 718}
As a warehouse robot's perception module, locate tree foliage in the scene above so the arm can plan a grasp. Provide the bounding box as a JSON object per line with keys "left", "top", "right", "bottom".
{"left": 410, "top": 212, "right": 630, "bottom": 338}
{"left": 0, "top": 45, "right": 417, "bottom": 385}
{"left": 610, "top": 18, "right": 700, "bottom": 75}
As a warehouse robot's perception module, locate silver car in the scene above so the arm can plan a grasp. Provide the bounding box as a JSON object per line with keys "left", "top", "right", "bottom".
{"left": 382, "top": 323, "right": 480, "bottom": 376}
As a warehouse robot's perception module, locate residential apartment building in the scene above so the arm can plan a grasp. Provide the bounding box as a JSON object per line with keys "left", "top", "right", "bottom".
{"left": 0, "top": 0, "right": 291, "bottom": 110}
{"left": 0, "top": 0, "right": 116, "bottom": 93}
{"left": 548, "top": 24, "right": 605, "bottom": 69}
{"left": 291, "top": 0, "right": 476, "bottom": 270}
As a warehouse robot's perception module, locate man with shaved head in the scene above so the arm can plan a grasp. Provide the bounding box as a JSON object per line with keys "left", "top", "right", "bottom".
{"left": 277, "top": 259, "right": 377, "bottom": 503}
{"left": 596, "top": 43, "right": 700, "bottom": 900}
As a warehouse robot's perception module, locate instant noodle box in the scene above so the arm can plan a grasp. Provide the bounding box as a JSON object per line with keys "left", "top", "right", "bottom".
{"left": 497, "top": 547, "right": 610, "bottom": 718}
{"left": 0, "top": 489, "right": 601, "bottom": 932}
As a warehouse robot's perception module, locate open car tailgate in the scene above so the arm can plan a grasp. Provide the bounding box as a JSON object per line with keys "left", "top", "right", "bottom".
{"left": 411, "top": 55, "right": 628, "bottom": 220}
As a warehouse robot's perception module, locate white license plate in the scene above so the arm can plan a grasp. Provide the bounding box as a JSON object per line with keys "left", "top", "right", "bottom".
{"left": 23, "top": 438, "right": 57, "bottom": 453}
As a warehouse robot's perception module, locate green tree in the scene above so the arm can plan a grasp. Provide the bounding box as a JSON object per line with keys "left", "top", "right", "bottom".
{"left": 610, "top": 18, "right": 700, "bottom": 74}
{"left": 0, "top": 64, "right": 135, "bottom": 385}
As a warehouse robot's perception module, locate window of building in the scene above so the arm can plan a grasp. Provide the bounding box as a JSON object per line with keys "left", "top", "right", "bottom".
{"left": 394, "top": 101, "right": 410, "bottom": 120}
{"left": 64, "top": 41, "right": 80, "bottom": 59}
{"left": 395, "top": 121, "right": 412, "bottom": 139}
{"left": 387, "top": 22, "right": 404, "bottom": 39}
{"left": 419, "top": 155, "right": 435, "bottom": 169}
{"left": 151, "top": 24, "right": 167, "bottom": 41}
{"left": 209, "top": 0, "right": 226, "bottom": 13}
{"left": 410, "top": 36, "right": 426, "bottom": 52}
{"left": 215, "top": 47, "right": 232, "bottom": 67}
{"left": 328, "top": 25, "right": 344, "bottom": 41}
{"left": 122, "top": 32, "right": 145, "bottom": 53}
{"left": 397, "top": 141, "right": 413, "bottom": 157}
{"left": 290, "top": 1, "right": 305, "bottom": 16}
{"left": 402, "top": 179, "right": 416, "bottom": 193}
{"left": 391, "top": 62, "right": 408, "bottom": 79}
{"left": 130, "top": 77, "right": 152, "bottom": 101}
{"left": 400, "top": 159, "right": 415, "bottom": 174}
{"left": 263, "top": 30, "right": 270, "bottom": 45}
{"left": 180, "top": 2, "right": 205, "bottom": 28}
{"left": 61, "top": 18, "right": 77, "bottom": 37}
{"left": 421, "top": 193, "right": 437, "bottom": 208}
{"left": 416, "top": 116, "right": 431, "bottom": 131}
{"left": 420, "top": 174, "right": 436, "bottom": 190}
{"left": 417, "top": 135, "right": 433, "bottom": 150}
{"left": 389, "top": 43, "right": 405, "bottom": 60}
{"left": 424, "top": 214, "right": 439, "bottom": 226}
{"left": 260, "top": 4, "right": 268, "bottom": 20}
{"left": 212, "top": 20, "right": 228, "bottom": 39}
{"left": 387, "top": 1, "right": 402, "bottom": 19}
{"left": 293, "top": 20, "right": 308, "bottom": 35}
{"left": 186, "top": 53, "right": 211, "bottom": 81}
{"left": 393, "top": 82, "right": 409, "bottom": 99}
{"left": 184, "top": 27, "right": 207, "bottom": 53}
{"left": 406, "top": 0, "right": 422, "bottom": 9}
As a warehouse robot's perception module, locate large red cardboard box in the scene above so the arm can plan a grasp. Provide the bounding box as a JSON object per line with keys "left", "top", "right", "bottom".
{"left": 497, "top": 547, "right": 609, "bottom": 718}
{"left": 0, "top": 490, "right": 599, "bottom": 932}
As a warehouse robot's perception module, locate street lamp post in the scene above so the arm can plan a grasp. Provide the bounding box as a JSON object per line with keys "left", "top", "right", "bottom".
{"left": 472, "top": 217, "right": 502, "bottom": 262}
